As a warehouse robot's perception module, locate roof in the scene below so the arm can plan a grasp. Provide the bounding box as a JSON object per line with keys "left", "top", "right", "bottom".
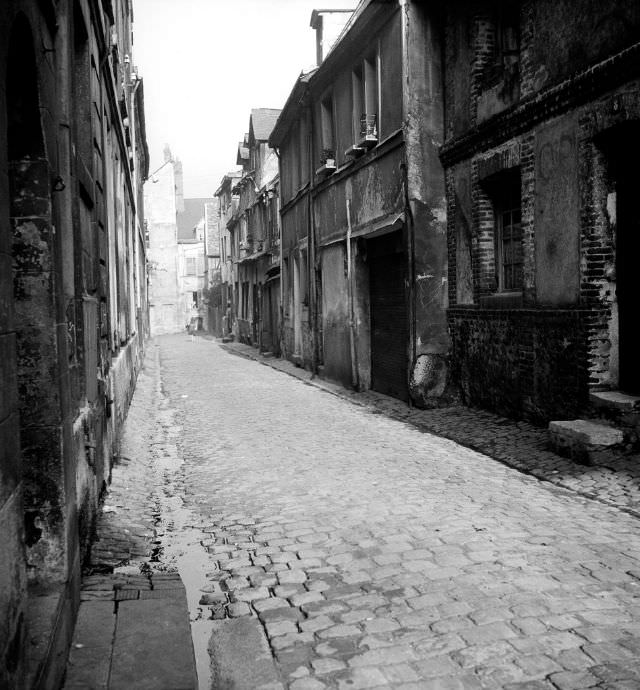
{"left": 236, "top": 141, "right": 249, "bottom": 166}
{"left": 249, "top": 108, "right": 283, "bottom": 143}
{"left": 214, "top": 171, "right": 242, "bottom": 197}
{"left": 176, "top": 198, "right": 210, "bottom": 241}
{"left": 269, "top": 70, "right": 316, "bottom": 147}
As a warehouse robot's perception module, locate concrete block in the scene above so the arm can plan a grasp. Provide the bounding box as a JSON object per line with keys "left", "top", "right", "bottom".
{"left": 590, "top": 390, "right": 640, "bottom": 412}
{"left": 109, "top": 594, "right": 197, "bottom": 690}
{"left": 208, "top": 617, "right": 281, "bottom": 689}
{"left": 63, "top": 601, "right": 115, "bottom": 689}
{"left": 549, "top": 419, "right": 624, "bottom": 464}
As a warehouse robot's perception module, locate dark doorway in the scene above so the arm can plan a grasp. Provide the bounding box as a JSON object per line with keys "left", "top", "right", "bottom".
{"left": 602, "top": 123, "right": 640, "bottom": 394}
{"left": 368, "top": 230, "right": 408, "bottom": 401}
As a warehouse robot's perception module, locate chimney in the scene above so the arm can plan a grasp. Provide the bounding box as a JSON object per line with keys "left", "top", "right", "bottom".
{"left": 174, "top": 158, "right": 184, "bottom": 213}
{"left": 310, "top": 9, "right": 354, "bottom": 66}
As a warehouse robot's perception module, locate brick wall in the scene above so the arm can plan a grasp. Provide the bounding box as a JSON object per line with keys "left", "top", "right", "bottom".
{"left": 448, "top": 308, "right": 596, "bottom": 423}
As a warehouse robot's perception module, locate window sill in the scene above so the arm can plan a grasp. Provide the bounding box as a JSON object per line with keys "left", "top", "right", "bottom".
{"left": 478, "top": 292, "right": 523, "bottom": 309}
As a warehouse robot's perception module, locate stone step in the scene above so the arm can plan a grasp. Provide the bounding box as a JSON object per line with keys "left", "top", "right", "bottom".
{"left": 590, "top": 390, "right": 640, "bottom": 412}
{"left": 548, "top": 419, "right": 624, "bottom": 465}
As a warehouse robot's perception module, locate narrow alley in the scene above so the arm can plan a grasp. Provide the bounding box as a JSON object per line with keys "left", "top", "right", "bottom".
{"left": 68, "top": 334, "right": 640, "bottom": 690}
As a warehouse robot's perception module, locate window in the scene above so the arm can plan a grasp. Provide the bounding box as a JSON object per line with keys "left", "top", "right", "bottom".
{"left": 185, "top": 257, "right": 196, "bottom": 276}
{"left": 352, "top": 64, "right": 364, "bottom": 144}
{"left": 282, "top": 256, "right": 290, "bottom": 316}
{"left": 192, "top": 291, "right": 198, "bottom": 307}
{"left": 362, "top": 54, "right": 378, "bottom": 140}
{"left": 320, "top": 94, "right": 335, "bottom": 165}
{"left": 300, "top": 249, "right": 308, "bottom": 306}
{"left": 483, "top": 5, "right": 520, "bottom": 91}
{"left": 494, "top": 174, "right": 522, "bottom": 292}
{"left": 350, "top": 51, "right": 379, "bottom": 153}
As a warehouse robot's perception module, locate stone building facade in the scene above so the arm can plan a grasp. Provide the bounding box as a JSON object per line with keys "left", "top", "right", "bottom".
{"left": 0, "top": 0, "right": 148, "bottom": 686}
{"left": 145, "top": 149, "right": 182, "bottom": 336}
{"left": 271, "top": 0, "right": 449, "bottom": 404}
{"left": 177, "top": 199, "right": 207, "bottom": 332}
{"left": 215, "top": 171, "right": 242, "bottom": 339}
{"left": 226, "top": 109, "right": 282, "bottom": 355}
{"left": 442, "top": 0, "right": 640, "bottom": 423}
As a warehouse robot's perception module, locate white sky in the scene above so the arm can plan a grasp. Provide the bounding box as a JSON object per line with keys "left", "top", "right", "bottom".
{"left": 133, "top": 0, "right": 355, "bottom": 198}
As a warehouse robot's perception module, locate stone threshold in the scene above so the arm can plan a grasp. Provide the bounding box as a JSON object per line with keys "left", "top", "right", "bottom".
{"left": 590, "top": 389, "right": 640, "bottom": 412}
{"left": 63, "top": 571, "right": 197, "bottom": 689}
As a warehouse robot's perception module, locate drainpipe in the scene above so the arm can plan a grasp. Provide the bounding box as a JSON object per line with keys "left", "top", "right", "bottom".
{"left": 346, "top": 198, "right": 359, "bottom": 390}
{"left": 308, "top": 102, "right": 320, "bottom": 376}
{"left": 401, "top": 0, "right": 417, "bottom": 407}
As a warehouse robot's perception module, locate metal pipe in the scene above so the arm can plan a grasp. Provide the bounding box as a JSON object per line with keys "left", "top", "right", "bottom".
{"left": 346, "top": 198, "right": 359, "bottom": 390}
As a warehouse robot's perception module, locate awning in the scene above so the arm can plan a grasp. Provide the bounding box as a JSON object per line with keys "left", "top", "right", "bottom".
{"left": 320, "top": 211, "right": 405, "bottom": 247}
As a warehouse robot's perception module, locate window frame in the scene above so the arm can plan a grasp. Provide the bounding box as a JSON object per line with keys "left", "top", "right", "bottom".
{"left": 493, "top": 174, "right": 523, "bottom": 293}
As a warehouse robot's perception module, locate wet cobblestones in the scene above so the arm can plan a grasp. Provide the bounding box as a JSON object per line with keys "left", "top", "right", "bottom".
{"left": 154, "top": 334, "right": 640, "bottom": 689}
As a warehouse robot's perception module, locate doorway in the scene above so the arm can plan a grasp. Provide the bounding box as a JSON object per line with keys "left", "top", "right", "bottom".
{"left": 602, "top": 123, "right": 640, "bottom": 394}
{"left": 368, "top": 231, "right": 408, "bottom": 401}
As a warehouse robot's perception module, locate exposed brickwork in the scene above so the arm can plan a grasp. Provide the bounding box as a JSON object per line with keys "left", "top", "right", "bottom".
{"left": 448, "top": 308, "right": 596, "bottom": 424}
{"left": 443, "top": 2, "right": 640, "bottom": 423}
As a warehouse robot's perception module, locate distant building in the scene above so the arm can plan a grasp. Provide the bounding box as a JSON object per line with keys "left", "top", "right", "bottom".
{"left": 145, "top": 151, "right": 209, "bottom": 335}
{"left": 0, "top": 0, "right": 148, "bottom": 685}
{"left": 203, "top": 198, "right": 222, "bottom": 334}
{"left": 145, "top": 148, "right": 182, "bottom": 335}
{"left": 271, "top": 0, "right": 449, "bottom": 404}
{"left": 177, "top": 199, "right": 208, "bottom": 330}
{"left": 227, "top": 109, "right": 282, "bottom": 354}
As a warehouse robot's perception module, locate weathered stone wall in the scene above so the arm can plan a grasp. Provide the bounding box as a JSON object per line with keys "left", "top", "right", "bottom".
{"left": 442, "top": 0, "right": 640, "bottom": 422}
{"left": 0, "top": 0, "right": 148, "bottom": 685}
{"left": 449, "top": 308, "right": 594, "bottom": 424}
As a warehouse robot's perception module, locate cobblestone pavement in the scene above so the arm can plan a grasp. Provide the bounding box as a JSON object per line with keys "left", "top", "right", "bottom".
{"left": 151, "top": 333, "right": 640, "bottom": 690}
{"left": 221, "top": 340, "right": 640, "bottom": 519}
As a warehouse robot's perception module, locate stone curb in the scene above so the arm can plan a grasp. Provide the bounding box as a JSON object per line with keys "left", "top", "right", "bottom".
{"left": 63, "top": 573, "right": 198, "bottom": 689}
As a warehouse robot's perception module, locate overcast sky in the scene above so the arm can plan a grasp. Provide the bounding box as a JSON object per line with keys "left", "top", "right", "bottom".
{"left": 133, "top": 0, "right": 355, "bottom": 198}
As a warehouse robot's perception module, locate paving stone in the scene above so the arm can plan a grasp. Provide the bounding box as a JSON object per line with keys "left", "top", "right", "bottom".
{"left": 549, "top": 670, "right": 601, "bottom": 689}
{"left": 253, "top": 597, "right": 291, "bottom": 613}
{"left": 271, "top": 632, "right": 315, "bottom": 651}
{"left": 260, "top": 609, "right": 304, "bottom": 627}
{"left": 265, "top": 620, "right": 298, "bottom": 637}
{"left": 227, "top": 601, "right": 251, "bottom": 618}
{"left": 311, "top": 657, "right": 347, "bottom": 674}
{"left": 349, "top": 645, "right": 417, "bottom": 667}
{"left": 317, "top": 624, "right": 361, "bottom": 639}
{"left": 231, "top": 586, "right": 271, "bottom": 602}
{"left": 290, "top": 591, "right": 325, "bottom": 607}
{"left": 108, "top": 336, "right": 640, "bottom": 690}
{"left": 299, "top": 615, "right": 334, "bottom": 633}
{"left": 337, "top": 666, "right": 388, "bottom": 689}
{"left": 363, "top": 617, "right": 400, "bottom": 633}
{"left": 278, "top": 570, "right": 308, "bottom": 584}
{"left": 290, "top": 678, "right": 326, "bottom": 690}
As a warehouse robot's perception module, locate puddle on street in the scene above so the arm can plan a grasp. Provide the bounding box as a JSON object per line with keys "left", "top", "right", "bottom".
{"left": 102, "top": 359, "right": 217, "bottom": 690}
{"left": 147, "top": 408, "right": 216, "bottom": 690}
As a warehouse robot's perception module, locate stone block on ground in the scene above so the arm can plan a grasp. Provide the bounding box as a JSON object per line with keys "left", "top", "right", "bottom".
{"left": 208, "top": 617, "right": 282, "bottom": 689}
{"left": 548, "top": 419, "right": 624, "bottom": 465}
{"left": 109, "top": 594, "right": 197, "bottom": 689}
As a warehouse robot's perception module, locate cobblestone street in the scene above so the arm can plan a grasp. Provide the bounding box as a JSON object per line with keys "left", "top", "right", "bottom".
{"left": 90, "top": 333, "right": 640, "bottom": 689}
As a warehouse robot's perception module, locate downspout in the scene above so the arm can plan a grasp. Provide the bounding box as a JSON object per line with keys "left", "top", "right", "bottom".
{"left": 308, "top": 101, "right": 320, "bottom": 376}
{"left": 273, "top": 147, "right": 285, "bottom": 356}
{"left": 346, "top": 199, "right": 359, "bottom": 390}
{"left": 401, "top": 0, "right": 417, "bottom": 406}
